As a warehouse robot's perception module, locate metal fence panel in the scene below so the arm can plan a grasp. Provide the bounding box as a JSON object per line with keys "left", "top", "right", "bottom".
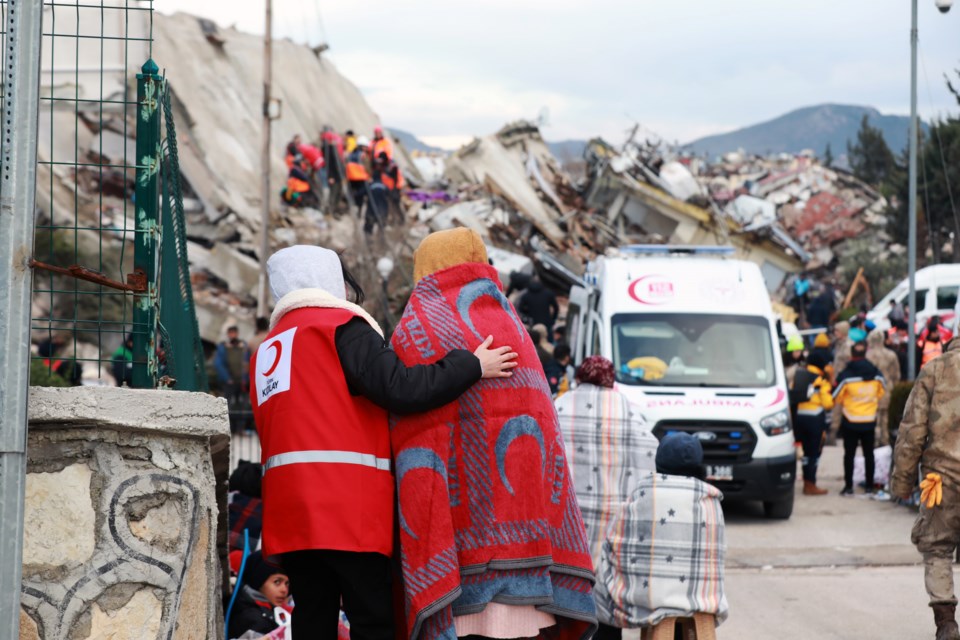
{"left": 30, "top": 1, "right": 154, "bottom": 388}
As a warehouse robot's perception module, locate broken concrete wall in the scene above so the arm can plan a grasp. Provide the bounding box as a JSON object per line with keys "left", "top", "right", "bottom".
{"left": 21, "top": 387, "right": 229, "bottom": 640}
{"left": 444, "top": 122, "right": 567, "bottom": 246}
{"left": 153, "top": 12, "right": 421, "bottom": 232}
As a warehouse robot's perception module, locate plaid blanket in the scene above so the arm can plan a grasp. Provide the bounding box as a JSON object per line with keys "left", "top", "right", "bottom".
{"left": 594, "top": 473, "right": 728, "bottom": 628}
{"left": 555, "top": 384, "right": 658, "bottom": 568}
{"left": 390, "top": 262, "right": 597, "bottom": 640}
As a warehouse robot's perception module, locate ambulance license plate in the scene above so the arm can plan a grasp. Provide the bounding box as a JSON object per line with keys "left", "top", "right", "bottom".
{"left": 706, "top": 465, "right": 733, "bottom": 481}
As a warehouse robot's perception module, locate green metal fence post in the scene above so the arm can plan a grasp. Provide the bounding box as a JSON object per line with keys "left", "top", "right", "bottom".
{"left": 133, "top": 59, "right": 161, "bottom": 388}
{"left": 159, "top": 86, "right": 208, "bottom": 392}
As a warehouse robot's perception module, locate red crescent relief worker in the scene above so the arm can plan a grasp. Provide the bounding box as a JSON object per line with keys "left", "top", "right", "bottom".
{"left": 250, "top": 245, "right": 517, "bottom": 640}
{"left": 371, "top": 125, "right": 393, "bottom": 161}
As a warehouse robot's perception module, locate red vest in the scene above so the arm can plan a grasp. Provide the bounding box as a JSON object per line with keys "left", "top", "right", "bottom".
{"left": 250, "top": 306, "right": 393, "bottom": 557}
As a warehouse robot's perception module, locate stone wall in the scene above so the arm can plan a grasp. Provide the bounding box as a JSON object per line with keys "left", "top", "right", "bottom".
{"left": 20, "top": 387, "right": 229, "bottom": 640}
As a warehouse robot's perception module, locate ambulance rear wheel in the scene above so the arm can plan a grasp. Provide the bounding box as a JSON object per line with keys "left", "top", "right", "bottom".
{"left": 763, "top": 492, "right": 794, "bottom": 519}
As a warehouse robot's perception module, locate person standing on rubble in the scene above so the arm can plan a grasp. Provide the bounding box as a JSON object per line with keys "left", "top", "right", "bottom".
{"left": 518, "top": 276, "right": 559, "bottom": 340}
{"left": 372, "top": 151, "right": 404, "bottom": 223}
{"left": 344, "top": 129, "right": 357, "bottom": 154}
{"left": 345, "top": 137, "right": 373, "bottom": 227}
{"left": 370, "top": 125, "right": 393, "bottom": 161}
{"left": 250, "top": 245, "right": 518, "bottom": 640}
{"left": 321, "top": 126, "right": 345, "bottom": 211}
{"left": 892, "top": 335, "right": 960, "bottom": 640}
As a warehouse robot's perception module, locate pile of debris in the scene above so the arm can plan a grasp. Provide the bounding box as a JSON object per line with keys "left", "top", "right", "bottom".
{"left": 420, "top": 126, "right": 810, "bottom": 297}
{"left": 697, "top": 151, "right": 890, "bottom": 271}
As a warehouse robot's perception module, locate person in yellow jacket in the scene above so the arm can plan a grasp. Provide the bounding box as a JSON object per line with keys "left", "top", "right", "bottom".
{"left": 834, "top": 342, "right": 885, "bottom": 496}
{"left": 794, "top": 351, "right": 834, "bottom": 495}
{"left": 343, "top": 129, "right": 357, "bottom": 154}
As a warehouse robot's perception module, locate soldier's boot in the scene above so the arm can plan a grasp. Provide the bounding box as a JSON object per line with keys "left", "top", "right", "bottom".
{"left": 933, "top": 603, "right": 960, "bottom": 640}
{"left": 803, "top": 480, "right": 828, "bottom": 495}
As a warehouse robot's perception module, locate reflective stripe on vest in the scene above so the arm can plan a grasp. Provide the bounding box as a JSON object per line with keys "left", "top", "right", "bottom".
{"left": 264, "top": 449, "right": 391, "bottom": 473}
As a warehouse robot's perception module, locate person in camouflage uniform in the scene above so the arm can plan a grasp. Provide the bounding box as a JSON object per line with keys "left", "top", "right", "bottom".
{"left": 892, "top": 338, "right": 960, "bottom": 640}
{"left": 867, "top": 329, "right": 902, "bottom": 446}
{"left": 828, "top": 321, "right": 854, "bottom": 441}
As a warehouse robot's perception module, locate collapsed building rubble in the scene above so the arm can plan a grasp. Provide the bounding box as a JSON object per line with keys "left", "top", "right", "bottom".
{"left": 695, "top": 152, "right": 891, "bottom": 274}
{"left": 36, "top": 9, "right": 883, "bottom": 381}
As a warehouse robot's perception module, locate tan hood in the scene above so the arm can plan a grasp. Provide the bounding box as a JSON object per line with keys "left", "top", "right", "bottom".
{"left": 867, "top": 329, "right": 885, "bottom": 348}
{"left": 413, "top": 228, "right": 488, "bottom": 284}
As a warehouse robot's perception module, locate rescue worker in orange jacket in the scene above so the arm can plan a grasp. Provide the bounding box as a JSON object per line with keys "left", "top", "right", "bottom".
{"left": 370, "top": 125, "right": 393, "bottom": 161}
{"left": 281, "top": 162, "right": 316, "bottom": 208}
{"left": 251, "top": 246, "right": 518, "bottom": 640}
{"left": 921, "top": 330, "right": 945, "bottom": 369}
{"left": 372, "top": 151, "right": 404, "bottom": 224}
{"left": 345, "top": 136, "right": 370, "bottom": 205}
{"left": 834, "top": 341, "right": 886, "bottom": 496}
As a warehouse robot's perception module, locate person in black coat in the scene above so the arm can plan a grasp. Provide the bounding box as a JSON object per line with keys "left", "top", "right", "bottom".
{"left": 518, "top": 277, "right": 559, "bottom": 337}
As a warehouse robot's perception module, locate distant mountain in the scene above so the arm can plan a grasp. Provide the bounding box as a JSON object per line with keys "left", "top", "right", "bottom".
{"left": 547, "top": 139, "right": 588, "bottom": 162}
{"left": 684, "top": 104, "right": 928, "bottom": 158}
{"left": 388, "top": 127, "right": 446, "bottom": 154}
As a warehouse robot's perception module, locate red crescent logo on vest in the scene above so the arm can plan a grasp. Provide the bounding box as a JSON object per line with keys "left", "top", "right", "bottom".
{"left": 262, "top": 341, "right": 283, "bottom": 376}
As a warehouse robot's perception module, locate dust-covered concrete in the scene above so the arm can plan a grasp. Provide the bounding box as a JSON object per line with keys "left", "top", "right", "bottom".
{"left": 21, "top": 386, "right": 229, "bottom": 640}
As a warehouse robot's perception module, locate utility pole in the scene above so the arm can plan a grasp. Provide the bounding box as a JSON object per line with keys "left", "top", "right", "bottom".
{"left": 907, "top": 0, "right": 919, "bottom": 380}
{"left": 257, "top": 0, "right": 274, "bottom": 318}
{"left": 0, "top": 2, "right": 44, "bottom": 637}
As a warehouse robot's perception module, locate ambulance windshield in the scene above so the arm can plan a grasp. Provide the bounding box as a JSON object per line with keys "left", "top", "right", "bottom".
{"left": 611, "top": 313, "right": 776, "bottom": 387}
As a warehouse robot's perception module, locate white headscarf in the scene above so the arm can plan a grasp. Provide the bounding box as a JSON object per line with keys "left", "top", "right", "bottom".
{"left": 267, "top": 245, "right": 346, "bottom": 302}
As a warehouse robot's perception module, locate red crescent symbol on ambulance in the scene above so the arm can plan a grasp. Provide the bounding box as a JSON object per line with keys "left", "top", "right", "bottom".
{"left": 765, "top": 388, "right": 786, "bottom": 408}
{"left": 262, "top": 342, "right": 283, "bottom": 376}
{"left": 628, "top": 275, "right": 674, "bottom": 305}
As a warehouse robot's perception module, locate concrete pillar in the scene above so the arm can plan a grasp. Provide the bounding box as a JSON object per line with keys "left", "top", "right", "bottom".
{"left": 20, "top": 387, "right": 229, "bottom": 640}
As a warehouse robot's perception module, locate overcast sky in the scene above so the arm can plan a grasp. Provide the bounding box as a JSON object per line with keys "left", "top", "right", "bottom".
{"left": 158, "top": 0, "right": 960, "bottom": 149}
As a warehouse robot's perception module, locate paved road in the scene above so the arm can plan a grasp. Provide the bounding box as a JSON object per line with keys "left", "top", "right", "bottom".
{"left": 717, "top": 444, "right": 934, "bottom": 639}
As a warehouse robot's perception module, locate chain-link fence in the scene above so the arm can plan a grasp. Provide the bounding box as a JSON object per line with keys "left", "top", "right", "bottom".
{"left": 25, "top": 0, "right": 205, "bottom": 392}
{"left": 29, "top": 1, "right": 153, "bottom": 387}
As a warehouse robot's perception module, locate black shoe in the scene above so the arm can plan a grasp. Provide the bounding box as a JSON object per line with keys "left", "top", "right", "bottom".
{"left": 841, "top": 486, "right": 854, "bottom": 496}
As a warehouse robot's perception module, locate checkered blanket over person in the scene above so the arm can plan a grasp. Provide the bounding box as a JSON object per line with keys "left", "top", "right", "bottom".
{"left": 555, "top": 383, "right": 659, "bottom": 568}
{"left": 594, "top": 472, "right": 728, "bottom": 628}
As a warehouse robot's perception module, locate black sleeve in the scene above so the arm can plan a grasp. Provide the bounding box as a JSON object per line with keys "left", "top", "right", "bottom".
{"left": 334, "top": 318, "right": 482, "bottom": 415}
{"left": 549, "top": 293, "right": 559, "bottom": 322}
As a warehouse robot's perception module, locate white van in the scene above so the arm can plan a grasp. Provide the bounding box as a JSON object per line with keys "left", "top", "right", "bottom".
{"left": 866, "top": 264, "right": 960, "bottom": 332}
{"left": 567, "top": 246, "right": 796, "bottom": 518}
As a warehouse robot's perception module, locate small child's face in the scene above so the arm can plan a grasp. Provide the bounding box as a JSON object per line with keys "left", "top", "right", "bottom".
{"left": 260, "top": 573, "right": 290, "bottom": 608}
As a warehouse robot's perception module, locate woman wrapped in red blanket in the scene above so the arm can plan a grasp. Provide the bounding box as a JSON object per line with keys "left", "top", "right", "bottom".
{"left": 390, "top": 228, "right": 598, "bottom": 640}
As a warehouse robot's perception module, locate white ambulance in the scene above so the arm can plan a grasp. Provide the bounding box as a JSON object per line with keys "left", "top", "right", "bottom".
{"left": 566, "top": 246, "right": 796, "bottom": 518}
